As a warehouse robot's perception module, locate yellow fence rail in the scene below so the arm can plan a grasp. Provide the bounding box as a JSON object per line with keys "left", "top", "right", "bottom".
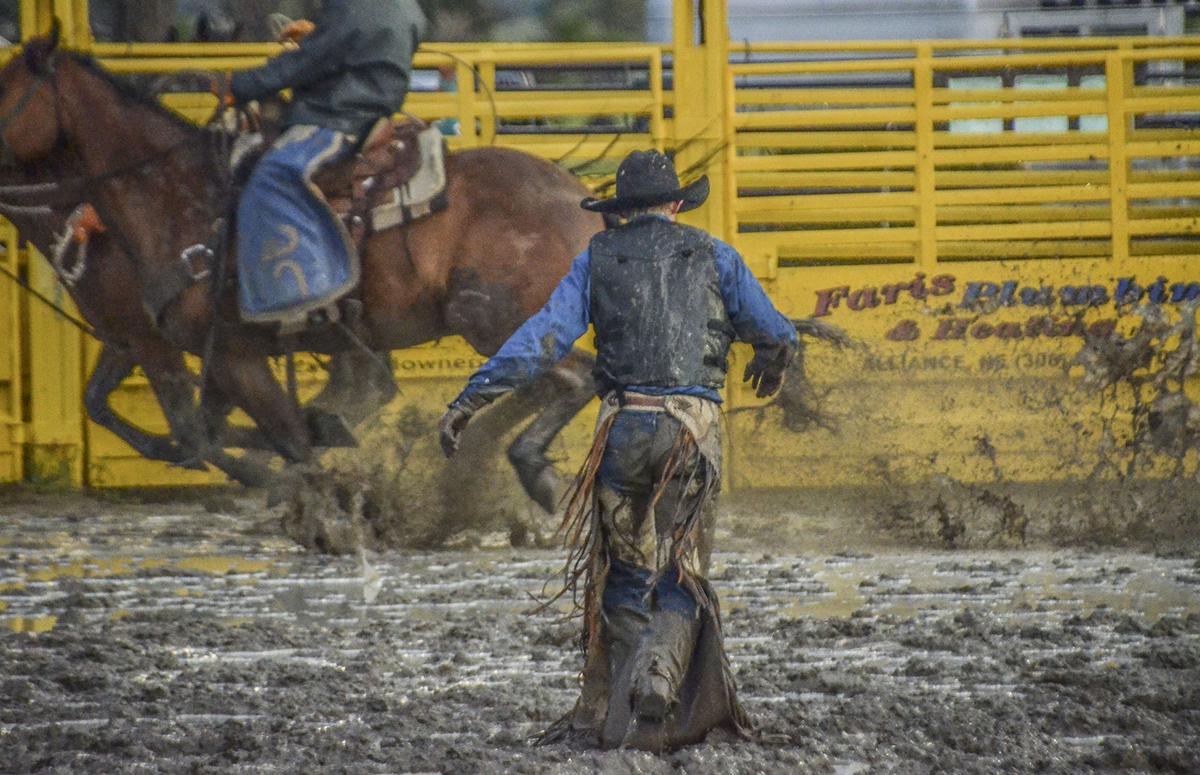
{"left": 729, "top": 41, "right": 1200, "bottom": 273}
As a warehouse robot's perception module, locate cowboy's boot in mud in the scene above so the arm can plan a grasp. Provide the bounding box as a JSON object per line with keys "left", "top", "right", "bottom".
{"left": 599, "top": 607, "right": 650, "bottom": 747}
{"left": 630, "top": 611, "right": 699, "bottom": 721}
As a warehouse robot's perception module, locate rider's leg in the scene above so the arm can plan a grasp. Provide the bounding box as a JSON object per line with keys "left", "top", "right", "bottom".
{"left": 630, "top": 415, "right": 709, "bottom": 722}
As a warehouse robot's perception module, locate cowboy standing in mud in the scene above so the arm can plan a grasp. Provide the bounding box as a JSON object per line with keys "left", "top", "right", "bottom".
{"left": 439, "top": 150, "right": 797, "bottom": 751}
{"left": 228, "top": 0, "right": 426, "bottom": 326}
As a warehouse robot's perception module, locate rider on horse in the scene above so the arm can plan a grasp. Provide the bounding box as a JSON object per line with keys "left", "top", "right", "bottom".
{"left": 230, "top": 0, "right": 427, "bottom": 328}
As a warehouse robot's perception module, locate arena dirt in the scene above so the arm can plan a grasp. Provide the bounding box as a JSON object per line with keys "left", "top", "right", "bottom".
{"left": 2, "top": 491, "right": 1198, "bottom": 774}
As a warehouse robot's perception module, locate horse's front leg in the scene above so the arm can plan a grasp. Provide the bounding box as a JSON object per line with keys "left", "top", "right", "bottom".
{"left": 84, "top": 343, "right": 202, "bottom": 468}
{"left": 135, "top": 340, "right": 274, "bottom": 487}
{"left": 208, "top": 344, "right": 315, "bottom": 464}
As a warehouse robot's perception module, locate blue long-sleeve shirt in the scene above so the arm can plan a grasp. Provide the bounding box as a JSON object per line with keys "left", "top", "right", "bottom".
{"left": 454, "top": 235, "right": 797, "bottom": 405}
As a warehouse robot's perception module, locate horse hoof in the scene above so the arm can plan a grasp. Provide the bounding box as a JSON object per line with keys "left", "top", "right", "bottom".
{"left": 146, "top": 438, "right": 207, "bottom": 471}
{"left": 304, "top": 408, "right": 358, "bottom": 448}
{"left": 527, "top": 465, "right": 561, "bottom": 514}
{"left": 174, "top": 457, "right": 208, "bottom": 472}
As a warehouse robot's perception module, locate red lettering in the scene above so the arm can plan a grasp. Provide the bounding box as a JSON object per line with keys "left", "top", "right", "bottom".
{"left": 930, "top": 274, "right": 956, "bottom": 296}
{"left": 994, "top": 322, "right": 1024, "bottom": 340}
{"left": 848, "top": 288, "right": 881, "bottom": 311}
{"left": 932, "top": 318, "right": 969, "bottom": 340}
{"left": 1024, "top": 316, "right": 1050, "bottom": 338}
{"left": 813, "top": 286, "right": 850, "bottom": 317}
{"left": 909, "top": 272, "right": 928, "bottom": 300}
{"left": 886, "top": 319, "right": 921, "bottom": 341}
{"left": 881, "top": 284, "right": 905, "bottom": 305}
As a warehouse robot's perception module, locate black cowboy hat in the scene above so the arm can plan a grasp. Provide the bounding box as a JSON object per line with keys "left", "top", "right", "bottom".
{"left": 580, "top": 150, "right": 709, "bottom": 214}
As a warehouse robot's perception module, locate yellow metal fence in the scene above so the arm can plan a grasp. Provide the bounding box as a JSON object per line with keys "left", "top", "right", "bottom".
{"left": 4, "top": 29, "right": 1200, "bottom": 488}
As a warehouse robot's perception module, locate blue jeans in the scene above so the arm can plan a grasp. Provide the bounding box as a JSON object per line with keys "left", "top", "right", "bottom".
{"left": 596, "top": 410, "right": 715, "bottom": 621}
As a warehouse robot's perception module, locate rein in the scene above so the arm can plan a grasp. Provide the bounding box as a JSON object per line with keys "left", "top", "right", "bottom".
{"left": 0, "top": 259, "right": 96, "bottom": 337}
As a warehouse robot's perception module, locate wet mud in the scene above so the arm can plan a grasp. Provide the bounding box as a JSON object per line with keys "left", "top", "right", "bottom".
{"left": 2, "top": 492, "right": 1198, "bottom": 773}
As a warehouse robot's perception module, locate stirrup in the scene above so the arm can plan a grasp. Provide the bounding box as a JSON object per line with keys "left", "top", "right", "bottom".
{"left": 277, "top": 303, "right": 340, "bottom": 336}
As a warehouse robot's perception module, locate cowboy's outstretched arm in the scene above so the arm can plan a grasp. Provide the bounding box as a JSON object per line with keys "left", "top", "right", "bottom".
{"left": 230, "top": 5, "right": 355, "bottom": 102}
{"left": 714, "top": 241, "right": 799, "bottom": 398}
{"left": 439, "top": 250, "right": 592, "bottom": 457}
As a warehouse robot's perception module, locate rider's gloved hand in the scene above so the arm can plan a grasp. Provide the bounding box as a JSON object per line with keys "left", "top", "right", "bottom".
{"left": 438, "top": 390, "right": 501, "bottom": 458}
{"left": 279, "top": 19, "right": 316, "bottom": 49}
{"left": 742, "top": 342, "right": 795, "bottom": 399}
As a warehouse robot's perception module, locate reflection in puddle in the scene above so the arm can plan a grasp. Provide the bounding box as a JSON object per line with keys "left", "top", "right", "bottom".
{"left": 6, "top": 614, "right": 57, "bottom": 633}
{"left": 719, "top": 552, "right": 1200, "bottom": 623}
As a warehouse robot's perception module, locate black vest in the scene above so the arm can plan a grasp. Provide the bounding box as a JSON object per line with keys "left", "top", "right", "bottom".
{"left": 588, "top": 218, "right": 733, "bottom": 392}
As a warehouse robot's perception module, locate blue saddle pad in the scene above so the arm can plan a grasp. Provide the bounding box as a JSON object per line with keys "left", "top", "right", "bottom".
{"left": 236, "top": 126, "right": 358, "bottom": 324}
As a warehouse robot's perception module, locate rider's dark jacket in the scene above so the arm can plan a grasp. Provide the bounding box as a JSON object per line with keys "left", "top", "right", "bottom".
{"left": 230, "top": 0, "right": 427, "bottom": 136}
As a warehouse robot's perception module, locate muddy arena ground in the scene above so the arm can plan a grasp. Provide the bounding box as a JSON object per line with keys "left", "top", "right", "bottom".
{"left": 1, "top": 489, "right": 1198, "bottom": 774}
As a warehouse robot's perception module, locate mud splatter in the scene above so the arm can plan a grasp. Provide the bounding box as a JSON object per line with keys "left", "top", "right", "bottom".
{"left": 281, "top": 404, "right": 548, "bottom": 555}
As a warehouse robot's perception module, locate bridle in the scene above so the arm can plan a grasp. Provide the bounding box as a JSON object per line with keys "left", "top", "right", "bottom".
{"left": 0, "top": 51, "right": 233, "bottom": 329}
{"left": 0, "top": 56, "right": 56, "bottom": 167}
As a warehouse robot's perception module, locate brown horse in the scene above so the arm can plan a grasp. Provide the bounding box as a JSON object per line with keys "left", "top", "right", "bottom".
{"left": 0, "top": 31, "right": 602, "bottom": 509}
{"left": 0, "top": 158, "right": 384, "bottom": 486}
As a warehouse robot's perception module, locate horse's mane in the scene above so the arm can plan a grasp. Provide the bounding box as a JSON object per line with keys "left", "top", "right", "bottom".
{"left": 58, "top": 51, "right": 202, "bottom": 135}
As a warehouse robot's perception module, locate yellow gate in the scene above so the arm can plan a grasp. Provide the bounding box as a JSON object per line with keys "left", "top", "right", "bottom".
{"left": 722, "top": 41, "right": 1200, "bottom": 488}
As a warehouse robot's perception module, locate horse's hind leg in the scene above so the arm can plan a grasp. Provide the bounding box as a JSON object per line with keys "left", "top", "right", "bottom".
{"left": 506, "top": 350, "right": 597, "bottom": 513}
{"left": 84, "top": 344, "right": 201, "bottom": 468}
{"left": 308, "top": 349, "right": 397, "bottom": 427}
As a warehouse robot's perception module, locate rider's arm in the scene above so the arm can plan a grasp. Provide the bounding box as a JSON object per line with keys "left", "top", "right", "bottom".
{"left": 714, "top": 240, "right": 798, "bottom": 355}
{"left": 449, "top": 249, "right": 592, "bottom": 409}
{"left": 230, "top": 5, "right": 356, "bottom": 102}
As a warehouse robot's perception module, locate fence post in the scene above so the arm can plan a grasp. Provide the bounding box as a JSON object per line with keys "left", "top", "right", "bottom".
{"left": 1106, "top": 51, "right": 1131, "bottom": 263}
{"left": 24, "top": 246, "right": 85, "bottom": 487}
{"left": 914, "top": 43, "right": 937, "bottom": 268}
{"left": 19, "top": 0, "right": 90, "bottom": 45}
{"left": 671, "top": 0, "right": 733, "bottom": 242}
{"left": 0, "top": 224, "right": 23, "bottom": 483}
{"left": 454, "top": 55, "right": 480, "bottom": 148}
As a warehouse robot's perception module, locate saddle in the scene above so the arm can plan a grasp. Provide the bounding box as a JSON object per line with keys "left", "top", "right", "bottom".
{"left": 221, "top": 116, "right": 449, "bottom": 331}
{"left": 313, "top": 117, "right": 450, "bottom": 247}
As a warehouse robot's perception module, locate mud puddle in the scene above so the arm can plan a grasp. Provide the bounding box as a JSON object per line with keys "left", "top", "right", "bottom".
{"left": 1, "top": 494, "right": 1198, "bottom": 773}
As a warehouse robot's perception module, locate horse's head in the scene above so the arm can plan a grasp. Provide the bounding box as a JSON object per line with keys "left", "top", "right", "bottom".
{"left": 0, "top": 22, "right": 66, "bottom": 165}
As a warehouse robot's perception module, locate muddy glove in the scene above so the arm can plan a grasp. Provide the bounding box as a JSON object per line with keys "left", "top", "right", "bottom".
{"left": 438, "top": 390, "right": 501, "bottom": 458}
{"left": 742, "top": 342, "right": 795, "bottom": 399}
